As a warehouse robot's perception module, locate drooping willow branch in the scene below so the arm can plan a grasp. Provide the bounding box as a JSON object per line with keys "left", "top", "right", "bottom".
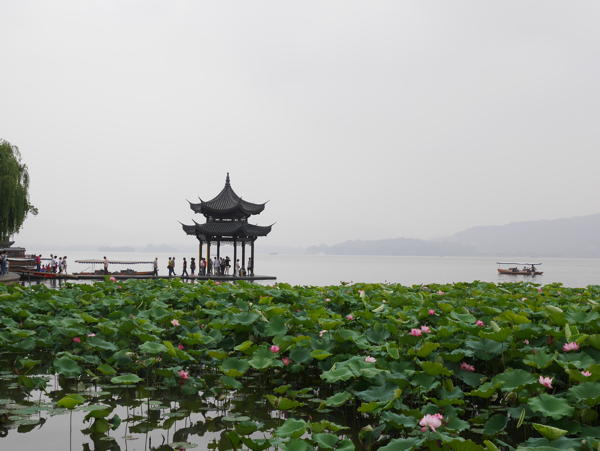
{"left": 0, "top": 139, "right": 37, "bottom": 243}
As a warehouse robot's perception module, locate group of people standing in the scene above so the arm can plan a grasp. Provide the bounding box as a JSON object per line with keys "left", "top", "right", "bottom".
{"left": 163, "top": 256, "right": 253, "bottom": 277}
{"left": 39, "top": 254, "right": 68, "bottom": 273}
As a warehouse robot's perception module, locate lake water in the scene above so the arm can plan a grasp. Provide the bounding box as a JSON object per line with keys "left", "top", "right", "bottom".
{"left": 29, "top": 250, "right": 600, "bottom": 288}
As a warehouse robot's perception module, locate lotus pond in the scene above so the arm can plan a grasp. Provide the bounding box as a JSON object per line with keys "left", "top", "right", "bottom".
{"left": 0, "top": 280, "right": 600, "bottom": 450}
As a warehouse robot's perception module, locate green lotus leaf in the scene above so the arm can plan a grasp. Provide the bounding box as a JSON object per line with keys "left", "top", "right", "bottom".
{"left": 56, "top": 393, "right": 85, "bottom": 409}
{"left": 264, "top": 315, "right": 287, "bottom": 336}
{"left": 356, "top": 380, "right": 399, "bottom": 403}
{"left": 528, "top": 394, "right": 575, "bottom": 420}
{"left": 421, "top": 361, "right": 453, "bottom": 376}
{"left": 523, "top": 351, "right": 555, "bottom": 370}
{"left": 377, "top": 437, "right": 423, "bottom": 450}
{"left": 230, "top": 312, "right": 260, "bottom": 326}
{"left": 249, "top": 348, "right": 278, "bottom": 370}
{"left": 468, "top": 382, "right": 498, "bottom": 398}
{"left": 493, "top": 369, "right": 536, "bottom": 391}
{"left": 289, "top": 346, "right": 312, "bottom": 364}
{"left": 110, "top": 373, "right": 143, "bottom": 384}
{"left": 483, "top": 414, "right": 507, "bottom": 436}
{"left": 311, "top": 349, "right": 332, "bottom": 360}
{"left": 324, "top": 391, "right": 353, "bottom": 407}
{"left": 86, "top": 337, "right": 117, "bottom": 351}
{"left": 416, "top": 342, "right": 440, "bottom": 358}
{"left": 567, "top": 382, "right": 600, "bottom": 406}
{"left": 234, "top": 340, "right": 254, "bottom": 352}
{"left": 276, "top": 418, "right": 307, "bottom": 438}
{"left": 312, "top": 433, "right": 338, "bottom": 449}
{"left": 221, "top": 357, "right": 250, "bottom": 377}
{"left": 96, "top": 363, "right": 116, "bottom": 375}
{"left": 284, "top": 439, "right": 312, "bottom": 451}
{"left": 357, "top": 401, "right": 379, "bottom": 413}
{"left": 53, "top": 356, "right": 82, "bottom": 378}
{"left": 380, "top": 412, "right": 418, "bottom": 429}
{"left": 532, "top": 423, "right": 568, "bottom": 440}
{"left": 139, "top": 341, "right": 168, "bottom": 354}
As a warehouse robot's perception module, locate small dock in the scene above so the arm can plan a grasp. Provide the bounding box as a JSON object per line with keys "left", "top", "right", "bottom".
{"left": 17, "top": 273, "right": 276, "bottom": 282}
{"left": 0, "top": 273, "right": 21, "bottom": 285}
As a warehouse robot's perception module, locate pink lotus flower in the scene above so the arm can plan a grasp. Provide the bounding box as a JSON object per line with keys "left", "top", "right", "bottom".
{"left": 109, "top": 276, "right": 117, "bottom": 282}
{"left": 270, "top": 345, "right": 280, "bottom": 353}
{"left": 72, "top": 337, "right": 81, "bottom": 343}
{"left": 436, "top": 290, "right": 445, "bottom": 295}
{"left": 523, "top": 339, "right": 530, "bottom": 345}
{"left": 87, "top": 333, "right": 96, "bottom": 337}
{"left": 428, "top": 309, "right": 436, "bottom": 315}
{"left": 562, "top": 342, "right": 580, "bottom": 352}
{"left": 358, "top": 290, "right": 365, "bottom": 298}
{"left": 171, "top": 319, "right": 180, "bottom": 327}
{"left": 281, "top": 357, "right": 291, "bottom": 366}
{"left": 537, "top": 288, "right": 543, "bottom": 293}
{"left": 420, "top": 325, "right": 431, "bottom": 334}
{"left": 364, "top": 356, "right": 376, "bottom": 363}
{"left": 178, "top": 370, "right": 189, "bottom": 380}
{"left": 324, "top": 298, "right": 331, "bottom": 302}
{"left": 319, "top": 330, "right": 328, "bottom": 337}
{"left": 539, "top": 376, "right": 553, "bottom": 389}
{"left": 475, "top": 320, "right": 485, "bottom": 327}
{"left": 346, "top": 314, "right": 354, "bottom": 320}
{"left": 581, "top": 370, "right": 592, "bottom": 377}
{"left": 178, "top": 344, "right": 184, "bottom": 350}
{"left": 410, "top": 328, "right": 423, "bottom": 337}
{"left": 419, "top": 413, "right": 443, "bottom": 432}
{"left": 460, "top": 362, "right": 475, "bottom": 372}
{"left": 215, "top": 281, "right": 221, "bottom": 285}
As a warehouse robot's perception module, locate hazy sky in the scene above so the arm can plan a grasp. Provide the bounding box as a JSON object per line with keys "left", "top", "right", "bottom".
{"left": 2, "top": 1, "right": 600, "bottom": 249}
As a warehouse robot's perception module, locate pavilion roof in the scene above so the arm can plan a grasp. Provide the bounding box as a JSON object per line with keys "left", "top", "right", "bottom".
{"left": 189, "top": 173, "right": 266, "bottom": 218}
{"left": 181, "top": 220, "right": 272, "bottom": 239}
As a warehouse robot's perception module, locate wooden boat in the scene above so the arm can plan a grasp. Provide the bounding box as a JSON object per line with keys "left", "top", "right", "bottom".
{"left": 74, "top": 259, "right": 154, "bottom": 276}
{"left": 17, "top": 269, "right": 63, "bottom": 279}
{"left": 497, "top": 262, "right": 543, "bottom": 276}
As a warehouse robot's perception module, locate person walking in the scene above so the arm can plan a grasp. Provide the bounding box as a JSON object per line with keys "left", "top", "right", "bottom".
{"left": 103, "top": 256, "right": 109, "bottom": 275}
{"left": 224, "top": 256, "right": 231, "bottom": 275}
{"left": 200, "top": 258, "right": 206, "bottom": 276}
{"left": 36, "top": 254, "right": 41, "bottom": 271}
{"left": 153, "top": 258, "right": 158, "bottom": 277}
{"left": 235, "top": 259, "right": 240, "bottom": 276}
{"left": 213, "top": 257, "right": 219, "bottom": 276}
{"left": 61, "top": 256, "right": 68, "bottom": 275}
{"left": 167, "top": 257, "right": 174, "bottom": 277}
{"left": 190, "top": 257, "right": 196, "bottom": 276}
{"left": 181, "top": 258, "right": 189, "bottom": 277}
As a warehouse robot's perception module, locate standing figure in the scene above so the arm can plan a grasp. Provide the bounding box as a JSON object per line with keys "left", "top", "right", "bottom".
{"left": 213, "top": 257, "right": 219, "bottom": 276}
{"left": 224, "top": 256, "right": 231, "bottom": 275}
{"left": 62, "top": 256, "right": 68, "bottom": 275}
{"left": 153, "top": 258, "right": 158, "bottom": 277}
{"left": 200, "top": 257, "right": 206, "bottom": 276}
{"left": 235, "top": 259, "right": 240, "bottom": 276}
{"left": 181, "top": 258, "right": 189, "bottom": 277}
{"left": 248, "top": 257, "right": 253, "bottom": 276}
{"left": 36, "top": 254, "right": 41, "bottom": 271}
{"left": 190, "top": 257, "right": 196, "bottom": 276}
{"left": 103, "top": 256, "right": 109, "bottom": 275}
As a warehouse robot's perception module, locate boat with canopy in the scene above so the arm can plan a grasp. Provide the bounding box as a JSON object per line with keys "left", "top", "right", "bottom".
{"left": 497, "top": 262, "right": 543, "bottom": 276}
{"left": 74, "top": 259, "right": 154, "bottom": 276}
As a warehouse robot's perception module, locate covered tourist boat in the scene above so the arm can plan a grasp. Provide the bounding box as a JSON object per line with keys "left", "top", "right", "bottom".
{"left": 497, "top": 262, "right": 543, "bottom": 276}
{"left": 74, "top": 259, "right": 154, "bottom": 276}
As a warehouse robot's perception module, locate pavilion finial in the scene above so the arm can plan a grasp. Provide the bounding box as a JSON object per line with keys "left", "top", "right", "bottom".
{"left": 225, "top": 172, "right": 230, "bottom": 186}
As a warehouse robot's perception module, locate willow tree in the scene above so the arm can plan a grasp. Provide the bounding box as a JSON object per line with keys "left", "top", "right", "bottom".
{"left": 0, "top": 140, "right": 37, "bottom": 245}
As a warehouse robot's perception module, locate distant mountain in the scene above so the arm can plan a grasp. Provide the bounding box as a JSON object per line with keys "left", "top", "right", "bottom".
{"left": 307, "top": 213, "right": 600, "bottom": 258}
{"left": 447, "top": 213, "right": 600, "bottom": 257}
{"left": 98, "top": 245, "right": 136, "bottom": 253}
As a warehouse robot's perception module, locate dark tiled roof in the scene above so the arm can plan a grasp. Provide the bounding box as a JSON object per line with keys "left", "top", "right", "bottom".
{"left": 181, "top": 221, "right": 272, "bottom": 238}
{"left": 189, "top": 174, "right": 265, "bottom": 218}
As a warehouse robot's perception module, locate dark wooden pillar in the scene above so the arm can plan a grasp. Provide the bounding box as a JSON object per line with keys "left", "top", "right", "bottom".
{"left": 217, "top": 239, "right": 220, "bottom": 259}
{"left": 233, "top": 238, "right": 237, "bottom": 276}
{"left": 251, "top": 239, "right": 255, "bottom": 276}
{"left": 241, "top": 240, "right": 246, "bottom": 275}
{"left": 198, "top": 239, "right": 203, "bottom": 266}
{"left": 206, "top": 239, "right": 211, "bottom": 276}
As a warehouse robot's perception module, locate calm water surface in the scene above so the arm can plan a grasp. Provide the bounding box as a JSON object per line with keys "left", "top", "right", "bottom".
{"left": 30, "top": 250, "right": 600, "bottom": 287}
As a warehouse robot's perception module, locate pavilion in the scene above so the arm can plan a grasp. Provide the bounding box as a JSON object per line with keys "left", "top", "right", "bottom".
{"left": 181, "top": 173, "right": 273, "bottom": 277}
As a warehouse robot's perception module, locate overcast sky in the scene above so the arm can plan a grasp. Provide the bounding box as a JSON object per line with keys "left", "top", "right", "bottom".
{"left": 2, "top": 1, "right": 600, "bottom": 249}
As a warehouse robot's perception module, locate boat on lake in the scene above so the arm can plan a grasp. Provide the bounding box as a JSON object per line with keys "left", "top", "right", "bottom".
{"left": 497, "top": 262, "right": 543, "bottom": 276}
{"left": 74, "top": 259, "right": 155, "bottom": 277}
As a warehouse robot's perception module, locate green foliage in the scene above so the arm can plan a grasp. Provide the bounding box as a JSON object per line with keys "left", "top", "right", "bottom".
{"left": 0, "top": 280, "right": 598, "bottom": 448}
{"left": 0, "top": 140, "right": 36, "bottom": 242}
